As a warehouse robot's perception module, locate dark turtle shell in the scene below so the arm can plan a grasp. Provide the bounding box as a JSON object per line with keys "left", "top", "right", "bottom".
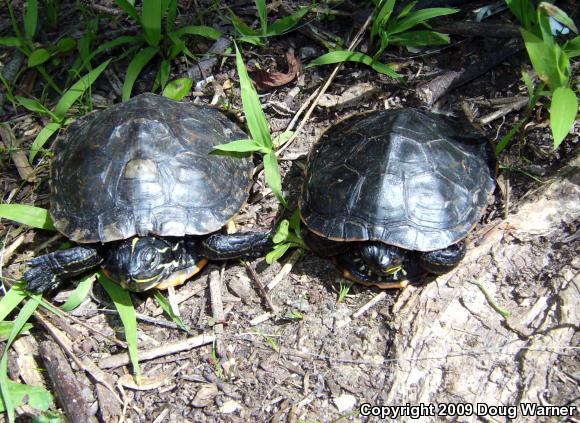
{"left": 300, "top": 109, "right": 496, "bottom": 252}
{"left": 51, "top": 93, "right": 252, "bottom": 243}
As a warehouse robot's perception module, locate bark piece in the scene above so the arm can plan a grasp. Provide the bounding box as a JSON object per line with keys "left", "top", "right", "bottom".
{"left": 39, "top": 341, "right": 97, "bottom": 423}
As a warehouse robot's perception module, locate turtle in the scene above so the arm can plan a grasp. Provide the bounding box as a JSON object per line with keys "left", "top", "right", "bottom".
{"left": 24, "top": 93, "right": 271, "bottom": 293}
{"left": 299, "top": 108, "right": 496, "bottom": 288}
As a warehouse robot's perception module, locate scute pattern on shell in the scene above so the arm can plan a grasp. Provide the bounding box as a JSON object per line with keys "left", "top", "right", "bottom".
{"left": 300, "top": 109, "right": 496, "bottom": 252}
{"left": 51, "top": 94, "right": 253, "bottom": 243}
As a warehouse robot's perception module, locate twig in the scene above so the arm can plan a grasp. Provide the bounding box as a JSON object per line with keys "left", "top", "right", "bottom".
{"left": 352, "top": 292, "right": 388, "bottom": 319}
{"left": 267, "top": 249, "right": 302, "bottom": 292}
{"left": 209, "top": 267, "right": 225, "bottom": 357}
{"left": 151, "top": 277, "right": 208, "bottom": 316}
{"left": 98, "top": 333, "right": 216, "bottom": 369}
{"left": 40, "top": 340, "right": 98, "bottom": 423}
{"left": 0, "top": 124, "right": 35, "bottom": 182}
{"left": 1, "top": 233, "right": 25, "bottom": 264}
{"left": 183, "top": 37, "right": 232, "bottom": 82}
{"left": 478, "top": 98, "right": 529, "bottom": 125}
{"left": 97, "top": 309, "right": 186, "bottom": 332}
{"left": 243, "top": 261, "right": 277, "bottom": 312}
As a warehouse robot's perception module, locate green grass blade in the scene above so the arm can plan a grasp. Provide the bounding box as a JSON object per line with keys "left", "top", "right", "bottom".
{"left": 153, "top": 290, "right": 189, "bottom": 331}
{"left": 0, "top": 293, "right": 42, "bottom": 421}
{"left": 142, "top": 0, "right": 162, "bottom": 46}
{"left": 550, "top": 87, "right": 578, "bottom": 149}
{"left": 162, "top": 77, "right": 192, "bottom": 100}
{"left": 60, "top": 274, "right": 95, "bottom": 312}
{"left": 505, "top": 0, "right": 536, "bottom": 30}
{"left": 24, "top": 0, "right": 38, "bottom": 42}
{"left": 235, "top": 43, "right": 272, "bottom": 150}
{"left": 158, "top": 59, "right": 170, "bottom": 90}
{"left": 390, "top": 30, "right": 450, "bottom": 47}
{"left": 98, "top": 273, "right": 141, "bottom": 383}
{"left": 27, "top": 48, "right": 51, "bottom": 68}
{"left": 264, "top": 151, "right": 286, "bottom": 206}
{"left": 212, "top": 139, "right": 267, "bottom": 153}
{"left": 307, "top": 51, "right": 401, "bottom": 78}
{"left": 29, "top": 122, "right": 61, "bottom": 163}
{"left": 114, "top": 0, "right": 140, "bottom": 21}
{"left": 0, "top": 204, "right": 56, "bottom": 230}
{"left": 266, "top": 7, "right": 309, "bottom": 36}
{"left": 372, "top": 0, "right": 396, "bottom": 42}
{"left": 165, "top": 0, "right": 177, "bottom": 32}
{"left": 0, "top": 37, "right": 22, "bottom": 47}
{"left": 388, "top": 8, "right": 458, "bottom": 35}
{"left": 520, "top": 28, "right": 568, "bottom": 89}
{"left": 174, "top": 25, "right": 222, "bottom": 40}
{"left": 15, "top": 96, "right": 51, "bottom": 116}
{"left": 54, "top": 59, "right": 111, "bottom": 120}
{"left": 229, "top": 11, "right": 260, "bottom": 37}
{"left": 255, "top": 0, "right": 267, "bottom": 35}
{"left": 0, "top": 282, "right": 27, "bottom": 321}
{"left": 122, "top": 46, "right": 159, "bottom": 101}
{"left": 94, "top": 35, "right": 144, "bottom": 57}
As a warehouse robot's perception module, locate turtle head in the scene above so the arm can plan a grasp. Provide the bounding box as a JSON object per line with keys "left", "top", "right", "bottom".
{"left": 360, "top": 242, "right": 406, "bottom": 275}
{"left": 103, "top": 236, "right": 180, "bottom": 291}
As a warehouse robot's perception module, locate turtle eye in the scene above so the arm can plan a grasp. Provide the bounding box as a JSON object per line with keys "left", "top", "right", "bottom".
{"left": 141, "top": 247, "right": 158, "bottom": 267}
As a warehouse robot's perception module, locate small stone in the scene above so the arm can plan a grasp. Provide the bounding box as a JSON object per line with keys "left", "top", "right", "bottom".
{"left": 220, "top": 400, "right": 242, "bottom": 414}
{"left": 333, "top": 394, "right": 357, "bottom": 412}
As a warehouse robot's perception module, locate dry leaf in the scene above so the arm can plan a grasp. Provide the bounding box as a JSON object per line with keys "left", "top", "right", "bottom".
{"left": 250, "top": 49, "right": 301, "bottom": 91}
{"left": 191, "top": 383, "right": 219, "bottom": 408}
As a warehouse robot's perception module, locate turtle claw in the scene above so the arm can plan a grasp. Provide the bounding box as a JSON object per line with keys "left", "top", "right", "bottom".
{"left": 24, "top": 256, "right": 63, "bottom": 293}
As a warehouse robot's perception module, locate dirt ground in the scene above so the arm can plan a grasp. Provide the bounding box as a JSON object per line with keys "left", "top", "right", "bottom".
{"left": 1, "top": 1, "right": 579, "bottom": 422}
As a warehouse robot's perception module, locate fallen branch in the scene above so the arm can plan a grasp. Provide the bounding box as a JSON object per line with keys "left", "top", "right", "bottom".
{"left": 40, "top": 340, "right": 98, "bottom": 423}
{"left": 98, "top": 333, "right": 216, "bottom": 369}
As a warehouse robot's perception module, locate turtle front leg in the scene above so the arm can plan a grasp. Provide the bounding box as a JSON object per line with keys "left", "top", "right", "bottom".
{"left": 418, "top": 241, "right": 466, "bottom": 274}
{"left": 199, "top": 231, "right": 273, "bottom": 260}
{"left": 24, "top": 246, "right": 103, "bottom": 293}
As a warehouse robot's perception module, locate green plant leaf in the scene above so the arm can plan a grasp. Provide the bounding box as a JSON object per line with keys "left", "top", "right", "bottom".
{"left": 521, "top": 71, "right": 535, "bottom": 98}
{"left": 122, "top": 46, "right": 159, "bottom": 101}
{"left": 235, "top": 43, "right": 272, "bottom": 149}
{"left": 0, "top": 37, "right": 22, "bottom": 47}
{"left": 307, "top": 51, "right": 401, "bottom": 78}
{"left": 0, "top": 282, "right": 27, "bottom": 321}
{"left": 371, "top": 0, "right": 396, "bottom": 42}
{"left": 266, "top": 242, "right": 291, "bottom": 264}
{"left": 563, "top": 36, "right": 580, "bottom": 58}
{"left": 255, "top": 0, "right": 268, "bottom": 35}
{"left": 153, "top": 290, "right": 189, "bottom": 331}
{"left": 15, "top": 96, "right": 51, "bottom": 116}
{"left": 388, "top": 7, "right": 458, "bottom": 35}
{"left": 267, "top": 6, "right": 309, "bottom": 36}
{"left": 115, "top": 0, "right": 140, "bottom": 22}
{"left": 505, "top": 0, "right": 537, "bottom": 30}
{"left": 390, "top": 30, "right": 450, "bottom": 47}
{"left": 229, "top": 11, "right": 262, "bottom": 45}
{"left": 158, "top": 59, "right": 170, "bottom": 90}
{"left": 24, "top": 0, "right": 38, "bottom": 42}
{"left": 0, "top": 292, "right": 42, "bottom": 421}
{"left": 56, "top": 37, "right": 76, "bottom": 53}
{"left": 94, "top": 35, "right": 144, "bottom": 56}
{"left": 162, "top": 77, "right": 192, "bottom": 100}
{"left": 174, "top": 25, "right": 222, "bottom": 40}
{"left": 272, "top": 130, "right": 294, "bottom": 148}
{"left": 54, "top": 59, "right": 110, "bottom": 120}
{"left": 0, "top": 204, "right": 56, "bottom": 230}
{"left": 212, "top": 139, "right": 268, "bottom": 153}
{"left": 0, "top": 381, "right": 52, "bottom": 413}
{"left": 98, "top": 273, "right": 141, "bottom": 384}
{"left": 60, "top": 274, "right": 95, "bottom": 312}
{"left": 264, "top": 151, "right": 286, "bottom": 206}
{"left": 0, "top": 322, "right": 33, "bottom": 339}
{"left": 142, "top": 0, "right": 162, "bottom": 46}
{"left": 29, "top": 122, "right": 61, "bottom": 162}
{"left": 520, "top": 28, "right": 569, "bottom": 89}
{"left": 28, "top": 48, "right": 52, "bottom": 67}
{"left": 272, "top": 219, "right": 289, "bottom": 244}
{"left": 550, "top": 87, "right": 578, "bottom": 149}
{"left": 165, "top": 0, "right": 177, "bottom": 32}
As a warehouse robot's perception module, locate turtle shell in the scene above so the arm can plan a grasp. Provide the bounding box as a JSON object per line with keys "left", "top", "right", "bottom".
{"left": 51, "top": 93, "right": 252, "bottom": 243}
{"left": 300, "top": 109, "right": 496, "bottom": 252}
